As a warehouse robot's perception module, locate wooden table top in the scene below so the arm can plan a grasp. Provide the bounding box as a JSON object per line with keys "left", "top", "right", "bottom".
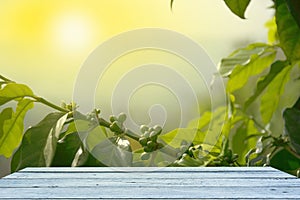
{"left": 0, "top": 167, "right": 299, "bottom": 199}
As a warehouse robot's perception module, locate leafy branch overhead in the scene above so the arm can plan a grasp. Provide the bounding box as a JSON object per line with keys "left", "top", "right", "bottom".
{"left": 276, "top": 0, "right": 300, "bottom": 61}
{"left": 218, "top": 0, "right": 300, "bottom": 175}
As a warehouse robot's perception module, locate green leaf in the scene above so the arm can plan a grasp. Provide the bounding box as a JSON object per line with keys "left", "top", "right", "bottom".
{"left": 224, "top": 0, "right": 251, "bottom": 19}
{"left": 71, "top": 147, "right": 96, "bottom": 167}
{"left": 0, "top": 83, "right": 34, "bottom": 106}
{"left": 286, "top": 0, "right": 300, "bottom": 29}
{"left": 223, "top": 44, "right": 277, "bottom": 92}
{"left": 81, "top": 151, "right": 105, "bottom": 167}
{"left": 0, "top": 108, "right": 13, "bottom": 133}
{"left": 260, "top": 64, "right": 292, "bottom": 124}
{"left": 162, "top": 107, "right": 226, "bottom": 152}
{"left": 265, "top": 17, "right": 279, "bottom": 45}
{"left": 71, "top": 119, "right": 94, "bottom": 140}
{"left": 276, "top": 0, "right": 300, "bottom": 61}
{"left": 86, "top": 126, "right": 108, "bottom": 150}
{"left": 245, "top": 60, "right": 288, "bottom": 108}
{"left": 187, "top": 111, "right": 211, "bottom": 131}
{"left": 91, "top": 137, "right": 133, "bottom": 167}
{"left": 170, "top": 0, "right": 174, "bottom": 9}
{"left": 219, "top": 43, "right": 276, "bottom": 80}
{"left": 58, "top": 118, "right": 94, "bottom": 140}
{"left": 67, "top": 118, "right": 111, "bottom": 146}
{"left": 219, "top": 44, "right": 269, "bottom": 77}
{"left": 283, "top": 106, "right": 300, "bottom": 154}
{"left": 0, "top": 108, "right": 13, "bottom": 155}
{"left": 231, "top": 119, "right": 260, "bottom": 164}
{"left": 231, "top": 122, "right": 247, "bottom": 163}
{"left": 59, "top": 121, "right": 77, "bottom": 139}
{"left": 187, "top": 109, "right": 226, "bottom": 151}
{"left": 0, "top": 99, "right": 34, "bottom": 158}
{"left": 159, "top": 128, "right": 199, "bottom": 149}
{"left": 188, "top": 107, "right": 227, "bottom": 145}
{"left": 43, "top": 113, "right": 68, "bottom": 166}
{"left": 270, "top": 148, "right": 300, "bottom": 174}
{"left": 11, "top": 112, "right": 67, "bottom": 172}
{"left": 51, "top": 132, "right": 82, "bottom": 166}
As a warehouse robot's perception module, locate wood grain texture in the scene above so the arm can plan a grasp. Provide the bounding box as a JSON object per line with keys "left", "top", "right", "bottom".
{"left": 0, "top": 167, "right": 299, "bottom": 199}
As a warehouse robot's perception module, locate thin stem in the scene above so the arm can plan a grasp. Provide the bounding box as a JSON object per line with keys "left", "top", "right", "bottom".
{"left": 33, "top": 96, "right": 69, "bottom": 113}
{"left": 0, "top": 74, "right": 13, "bottom": 82}
{"left": 98, "top": 118, "right": 111, "bottom": 128}
{"left": 0, "top": 74, "right": 68, "bottom": 113}
{"left": 125, "top": 129, "right": 140, "bottom": 141}
{"left": 97, "top": 117, "right": 140, "bottom": 141}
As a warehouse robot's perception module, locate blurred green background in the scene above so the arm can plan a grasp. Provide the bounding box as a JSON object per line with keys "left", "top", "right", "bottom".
{"left": 0, "top": 0, "right": 273, "bottom": 177}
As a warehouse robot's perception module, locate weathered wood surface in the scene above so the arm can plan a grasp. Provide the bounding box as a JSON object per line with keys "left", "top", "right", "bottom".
{"left": 0, "top": 167, "right": 299, "bottom": 199}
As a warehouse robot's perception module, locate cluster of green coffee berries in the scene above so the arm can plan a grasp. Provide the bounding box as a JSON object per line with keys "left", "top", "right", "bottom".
{"left": 173, "top": 141, "right": 205, "bottom": 166}
{"left": 85, "top": 109, "right": 101, "bottom": 126}
{"left": 139, "top": 125, "right": 163, "bottom": 160}
{"left": 109, "top": 113, "right": 127, "bottom": 135}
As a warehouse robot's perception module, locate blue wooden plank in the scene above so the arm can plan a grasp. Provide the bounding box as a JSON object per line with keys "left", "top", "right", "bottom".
{"left": 20, "top": 166, "right": 280, "bottom": 172}
{"left": 0, "top": 167, "right": 299, "bottom": 199}
{"left": 5, "top": 171, "right": 293, "bottom": 179}
{"left": 0, "top": 186, "right": 300, "bottom": 199}
{"left": 0, "top": 177, "right": 300, "bottom": 187}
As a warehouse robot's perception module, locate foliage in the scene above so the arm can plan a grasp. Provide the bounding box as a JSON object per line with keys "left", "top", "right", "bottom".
{"left": 223, "top": 0, "right": 251, "bottom": 19}
{"left": 218, "top": 0, "right": 300, "bottom": 176}
{"left": 0, "top": 0, "right": 300, "bottom": 177}
{"left": 0, "top": 77, "right": 239, "bottom": 172}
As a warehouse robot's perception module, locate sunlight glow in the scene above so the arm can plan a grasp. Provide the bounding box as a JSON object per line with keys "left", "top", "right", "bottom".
{"left": 50, "top": 13, "right": 97, "bottom": 53}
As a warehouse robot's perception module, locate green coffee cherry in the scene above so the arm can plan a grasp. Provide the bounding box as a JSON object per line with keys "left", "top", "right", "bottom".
{"left": 147, "top": 141, "right": 156, "bottom": 149}
{"left": 144, "top": 146, "right": 152, "bottom": 153}
{"left": 139, "top": 137, "right": 148, "bottom": 146}
{"left": 140, "top": 125, "right": 149, "bottom": 133}
{"left": 109, "top": 115, "right": 118, "bottom": 122}
{"left": 148, "top": 127, "right": 154, "bottom": 132}
{"left": 140, "top": 152, "right": 150, "bottom": 160}
{"left": 153, "top": 125, "right": 162, "bottom": 134}
{"left": 188, "top": 146, "right": 195, "bottom": 152}
{"left": 94, "top": 109, "right": 101, "bottom": 115}
{"left": 143, "top": 131, "right": 150, "bottom": 138}
{"left": 150, "top": 135, "right": 157, "bottom": 142}
{"left": 118, "top": 113, "right": 126, "bottom": 123}
{"left": 149, "top": 130, "right": 158, "bottom": 138}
